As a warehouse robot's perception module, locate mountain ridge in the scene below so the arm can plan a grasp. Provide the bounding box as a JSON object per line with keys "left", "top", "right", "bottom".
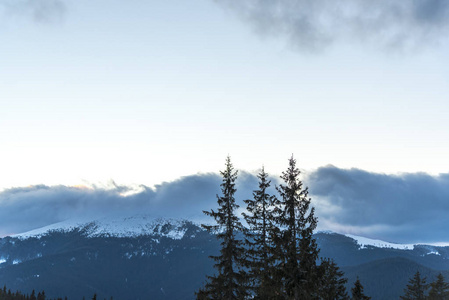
{"left": 12, "top": 215, "right": 196, "bottom": 240}
{"left": 1, "top": 216, "right": 448, "bottom": 299}
{"left": 12, "top": 214, "right": 449, "bottom": 250}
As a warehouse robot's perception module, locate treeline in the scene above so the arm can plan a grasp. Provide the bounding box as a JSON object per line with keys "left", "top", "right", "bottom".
{"left": 196, "top": 156, "right": 371, "bottom": 300}
{"left": 0, "top": 287, "right": 49, "bottom": 300}
{"left": 402, "top": 271, "right": 449, "bottom": 299}
{"left": 0, "top": 287, "right": 107, "bottom": 300}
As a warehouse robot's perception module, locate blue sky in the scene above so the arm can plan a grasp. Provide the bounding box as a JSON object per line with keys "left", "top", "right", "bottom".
{"left": 1, "top": 0, "right": 449, "bottom": 241}
{"left": 1, "top": 0, "right": 449, "bottom": 189}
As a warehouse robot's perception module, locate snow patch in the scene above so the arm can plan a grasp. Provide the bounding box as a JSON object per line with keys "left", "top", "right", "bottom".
{"left": 317, "top": 230, "right": 334, "bottom": 235}
{"left": 0, "top": 258, "right": 6, "bottom": 264}
{"left": 13, "top": 259, "right": 21, "bottom": 265}
{"left": 345, "top": 234, "right": 414, "bottom": 250}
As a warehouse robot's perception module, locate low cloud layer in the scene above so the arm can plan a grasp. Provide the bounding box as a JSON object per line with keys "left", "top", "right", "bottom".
{"left": 1, "top": 167, "right": 449, "bottom": 243}
{"left": 308, "top": 166, "right": 449, "bottom": 243}
{"left": 1, "top": 0, "right": 66, "bottom": 24}
{"left": 215, "top": 0, "right": 449, "bottom": 51}
{"left": 0, "top": 172, "right": 260, "bottom": 236}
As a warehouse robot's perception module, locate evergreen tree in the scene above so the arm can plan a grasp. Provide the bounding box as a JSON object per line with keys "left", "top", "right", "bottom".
{"left": 274, "top": 155, "right": 320, "bottom": 299}
{"left": 197, "top": 156, "right": 249, "bottom": 299}
{"left": 428, "top": 273, "right": 449, "bottom": 300}
{"left": 319, "top": 258, "right": 348, "bottom": 300}
{"left": 351, "top": 278, "right": 371, "bottom": 300}
{"left": 401, "top": 271, "right": 428, "bottom": 300}
{"left": 242, "top": 167, "right": 279, "bottom": 299}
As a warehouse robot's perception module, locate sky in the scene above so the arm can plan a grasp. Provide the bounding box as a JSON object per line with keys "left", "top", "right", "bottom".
{"left": 1, "top": 0, "right": 449, "bottom": 242}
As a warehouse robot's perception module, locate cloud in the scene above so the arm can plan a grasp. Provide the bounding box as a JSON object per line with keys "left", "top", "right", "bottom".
{"left": 307, "top": 165, "right": 449, "bottom": 243}
{"left": 0, "top": 172, "right": 262, "bottom": 236}
{"left": 214, "top": 0, "right": 449, "bottom": 52}
{"left": 1, "top": 0, "right": 66, "bottom": 24}
{"left": 2, "top": 166, "right": 449, "bottom": 244}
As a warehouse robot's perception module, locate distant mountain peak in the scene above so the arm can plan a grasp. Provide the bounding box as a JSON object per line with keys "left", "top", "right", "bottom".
{"left": 12, "top": 214, "right": 195, "bottom": 240}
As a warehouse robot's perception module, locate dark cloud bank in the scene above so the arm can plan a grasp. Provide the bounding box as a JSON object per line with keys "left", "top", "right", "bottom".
{"left": 215, "top": 0, "right": 449, "bottom": 51}
{"left": 0, "top": 172, "right": 260, "bottom": 237}
{"left": 308, "top": 166, "right": 449, "bottom": 243}
{"left": 1, "top": 167, "right": 449, "bottom": 243}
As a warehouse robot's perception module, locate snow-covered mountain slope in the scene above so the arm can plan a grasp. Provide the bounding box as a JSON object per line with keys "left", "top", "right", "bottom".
{"left": 13, "top": 216, "right": 449, "bottom": 251}
{"left": 345, "top": 234, "right": 415, "bottom": 250}
{"left": 0, "top": 215, "right": 216, "bottom": 300}
{"left": 2, "top": 221, "right": 449, "bottom": 300}
{"left": 316, "top": 230, "right": 449, "bottom": 251}
{"left": 12, "top": 215, "right": 193, "bottom": 240}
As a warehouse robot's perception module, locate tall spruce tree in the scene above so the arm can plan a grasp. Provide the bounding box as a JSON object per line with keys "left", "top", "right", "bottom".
{"left": 274, "top": 155, "right": 320, "bottom": 299}
{"left": 319, "top": 258, "right": 348, "bottom": 300}
{"left": 197, "top": 156, "right": 249, "bottom": 300}
{"left": 37, "top": 291, "right": 45, "bottom": 300}
{"left": 428, "top": 273, "right": 449, "bottom": 300}
{"left": 351, "top": 278, "right": 371, "bottom": 300}
{"left": 401, "top": 271, "right": 428, "bottom": 300}
{"left": 242, "top": 167, "right": 279, "bottom": 299}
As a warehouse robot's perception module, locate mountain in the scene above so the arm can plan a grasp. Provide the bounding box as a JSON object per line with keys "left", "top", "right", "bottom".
{"left": 315, "top": 231, "right": 449, "bottom": 270}
{"left": 315, "top": 232, "right": 449, "bottom": 299}
{"left": 0, "top": 215, "right": 219, "bottom": 300}
{"left": 0, "top": 215, "right": 448, "bottom": 300}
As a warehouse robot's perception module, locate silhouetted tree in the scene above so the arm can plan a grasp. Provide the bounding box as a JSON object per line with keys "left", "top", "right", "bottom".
{"left": 319, "top": 258, "right": 348, "bottom": 300}
{"left": 197, "top": 156, "right": 249, "bottom": 299}
{"left": 273, "top": 155, "right": 320, "bottom": 299}
{"left": 401, "top": 271, "right": 428, "bottom": 300}
{"left": 351, "top": 278, "right": 371, "bottom": 300}
{"left": 243, "top": 166, "right": 280, "bottom": 299}
{"left": 428, "top": 273, "right": 449, "bottom": 300}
